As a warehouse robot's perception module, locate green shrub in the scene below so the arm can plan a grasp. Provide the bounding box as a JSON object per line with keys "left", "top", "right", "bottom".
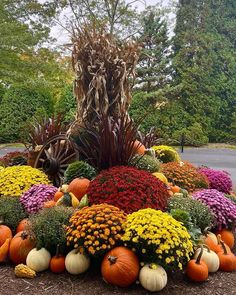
{"left": 129, "top": 154, "right": 160, "bottom": 173}
{"left": 172, "top": 123, "right": 209, "bottom": 147}
{"left": 29, "top": 207, "right": 74, "bottom": 255}
{"left": 0, "top": 197, "right": 27, "bottom": 231}
{"left": 0, "top": 85, "right": 53, "bottom": 143}
{"left": 64, "top": 160, "right": 97, "bottom": 184}
{"left": 167, "top": 196, "right": 215, "bottom": 232}
{"left": 55, "top": 85, "right": 77, "bottom": 124}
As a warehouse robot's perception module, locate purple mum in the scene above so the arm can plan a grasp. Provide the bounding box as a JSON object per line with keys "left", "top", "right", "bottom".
{"left": 20, "top": 184, "right": 57, "bottom": 214}
{"left": 193, "top": 189, "right": 236, "bottom": 230}
{"left": 199, "top": 167, "right": 232, "bottom": 194}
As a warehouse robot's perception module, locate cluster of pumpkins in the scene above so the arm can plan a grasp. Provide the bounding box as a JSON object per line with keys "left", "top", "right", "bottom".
{"left": 187, "top": 230, "right": 236, "bottom": 282}
{"left": 0, "top": 218, "right": 168, "bottom": 292}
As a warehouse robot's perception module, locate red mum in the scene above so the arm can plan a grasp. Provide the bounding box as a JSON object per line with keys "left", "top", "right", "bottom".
{"left": 87, "top": 166, "right": 170, "bottom": 213}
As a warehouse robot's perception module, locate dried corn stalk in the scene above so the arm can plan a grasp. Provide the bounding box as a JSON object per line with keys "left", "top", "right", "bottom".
{"left": 72, "top": 25, "right": 140, "bottom": 125}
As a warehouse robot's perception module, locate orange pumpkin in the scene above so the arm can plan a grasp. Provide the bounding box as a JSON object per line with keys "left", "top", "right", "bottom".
{"left": 9, "top": 231, "right": 35, "bottom": 265}
{"left": 50, "top": 245, "right": 65, "bottom": 273}
{"left": 54, "top": 191, "right": 64, "bottom": 202}
{"left": 170, "top": 185, "right": 181, "bottom": 194}
{"left": 203, "top": 232, "right": 218, "bottom": 252}
{"left": 101, "top": 246, "right": 139, "bottom": 287}
{"left": 214, "top": 234, "right": 231, "bottom": 254}
{"left": 0, "top": 238, "right": 10, "bottom": 263}
{"left": 132, "top": 140, "right": 145, "bottom": 155}
{"left": 186, "top": 245, "right": 208, "bottom": 282}
{"left": 16, "top": 219, "right": 30, "bottom": 233}
{"left": 0, "top": 224, "right": 12, "bottom": 247}
{"left": 217, "top": 241, "right": 236, "bottom": 272}
{"left": 216, "top": 229, "right": 234, "bottom": 249}
{"left": 43, "top": 200, "right": 56, "bottom": 208}
{"left": 68, "top": 178, "right": 90, "bottom": 200}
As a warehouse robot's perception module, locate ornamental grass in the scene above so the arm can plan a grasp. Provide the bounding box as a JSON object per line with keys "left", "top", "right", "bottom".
{"left": 198, "top": 167, "right": 232, "bottom": 194}
{"left": 88, "top": 166, "right": 170, "bottom": 214}
{"left": 66, "top": 204, "right": 126, "bottom": 257}
{"left": 193, "top": 189, "right": 236, "bottom": 230}
{"left": 122, "top": 208, "right": 193, "bottom": 270}
{"left": 0, "top": 166, "right": 50, "bottom": 197}
{"left": 161, "top": 161, "right": 209, "bottom": 192}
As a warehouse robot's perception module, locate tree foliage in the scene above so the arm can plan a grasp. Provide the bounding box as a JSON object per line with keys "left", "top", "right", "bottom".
{"left": 0, "top": 85, "right": 54, "bottom": 143}
{"left": 135, "top": 6, "right": 172, "bottom": 93}
{"left": 173, "top": 0, "right": 236, "bottom": 141}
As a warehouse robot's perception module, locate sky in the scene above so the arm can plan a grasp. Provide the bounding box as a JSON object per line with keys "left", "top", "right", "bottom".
{"left": 50, "top": 0, "right": 175, "bottom": 47}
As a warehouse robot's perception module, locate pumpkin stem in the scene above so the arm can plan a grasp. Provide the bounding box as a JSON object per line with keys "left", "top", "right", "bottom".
{"left": 202, "top": 244, "right": 210, "bottom": 253}
{"left": 217, "top": 234, "right": 222, "bottom": 245}
{"left": 149, "top": 263, "right": 157, "bottom": 270}
{"left": 21, "top": 231, "right": 29, "bottom": 240}
{"left": 220, "top": 240, "right": 228, "bottom": 255}
{"left": 55, "top": 244, "right": 60, "bottom": 258}
{"left": 196, "top": 245, "right": 204, "bottom": 264}
{"left": 108, "top": 255, "right": 117, "bottom": 265}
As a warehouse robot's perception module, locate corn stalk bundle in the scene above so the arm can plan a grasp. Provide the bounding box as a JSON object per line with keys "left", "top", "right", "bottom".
{"left": 71, "top": 26, "right": 140, "bottom": 125}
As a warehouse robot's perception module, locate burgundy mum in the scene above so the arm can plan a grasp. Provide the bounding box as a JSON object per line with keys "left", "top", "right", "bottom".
{"left": 88, "top": 166, "right": 170, "bottom": 214}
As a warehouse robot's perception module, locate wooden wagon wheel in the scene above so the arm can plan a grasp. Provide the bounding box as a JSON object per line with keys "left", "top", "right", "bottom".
{"left": 34, "top": 134, "right": 77, "bottom": 187}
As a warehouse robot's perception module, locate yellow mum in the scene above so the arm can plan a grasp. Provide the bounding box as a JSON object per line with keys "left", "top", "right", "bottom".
{"left": 122, "top": 208, "right": 193, "bottom": 270}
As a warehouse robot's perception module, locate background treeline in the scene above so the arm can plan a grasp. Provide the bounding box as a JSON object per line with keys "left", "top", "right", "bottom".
{"left": 0, "top": 0, "right": 236, "bottom": 145}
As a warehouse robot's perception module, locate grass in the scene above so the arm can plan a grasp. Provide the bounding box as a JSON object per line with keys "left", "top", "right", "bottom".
{"left": 0, "top": 143, "right": 25, "bottom": 149}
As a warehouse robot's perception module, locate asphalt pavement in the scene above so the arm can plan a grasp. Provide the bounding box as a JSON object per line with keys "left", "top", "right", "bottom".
{"left": 180, "top": 148, "right": 236, "bottom": 187}
{"left": 0, "top": 146, "right": 236, "bottom": 186}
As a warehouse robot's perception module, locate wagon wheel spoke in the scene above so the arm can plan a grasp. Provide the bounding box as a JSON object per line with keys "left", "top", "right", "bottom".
{"left": 34, "top": 135, "right": 76, "bottom": 187}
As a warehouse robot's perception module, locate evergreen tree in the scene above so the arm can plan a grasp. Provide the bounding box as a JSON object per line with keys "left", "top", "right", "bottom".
{"left": 173, "top": 0, "right": 236, "bottom": 141}
{"left": 136, "top": 6, "right": 172, "bottom": 93}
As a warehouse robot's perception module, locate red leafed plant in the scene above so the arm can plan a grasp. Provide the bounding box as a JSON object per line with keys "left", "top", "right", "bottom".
{"left": 87, "top": 166, "right": 170, "bottom": 214}
{"left": 161, "top": 161, "right": 209, "bottom": 192}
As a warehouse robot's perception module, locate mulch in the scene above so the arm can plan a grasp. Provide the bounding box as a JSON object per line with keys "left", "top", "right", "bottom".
{"left": 1, "top": 263, "right": 236, "bottom": 295}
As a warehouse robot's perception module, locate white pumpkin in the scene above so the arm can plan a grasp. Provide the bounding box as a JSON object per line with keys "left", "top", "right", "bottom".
{"left": 139, "top": 263, "right": 167, "bottom": 292}
{"left": 26, "top": 248, "right": 51, "bottom": 272}
{"left": 65, "top": 249, "right": 90, "bottom": 275}
{"left": 194, "top": 245, "right": 219, "bottom": 273}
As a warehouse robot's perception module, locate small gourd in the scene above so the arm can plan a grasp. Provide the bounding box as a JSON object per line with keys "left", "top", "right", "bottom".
{"left": 194, "top": 245, "right": 219, "bottom": 272}
{"left": 15, "top": 264, "right": 36, "bottom": 278}
{"left": 26, "top": 248, "right": 51, "bottom": 272}
{"left": 56, "top": 192, "right": 79, "bottom": 208}
{"left": 139, "top": 263, "right": 167, "bottom": 292}
{"left": 65, "top": 248, "right": 90, "bottom": 275}
{"left": 186, "top": 245, "right": 208, "bottom": 282}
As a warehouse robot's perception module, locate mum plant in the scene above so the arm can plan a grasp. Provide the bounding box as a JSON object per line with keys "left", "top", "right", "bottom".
{"left": 161, "top": 161, "right": 209, "bottom": 192}
{"left": 88, "top": 166, "right": 170, "bottom": 214}
{"left": 193, "top": 189, "right": 236, "bottom": 230}
{"left": 0, "top": 166, "right": 50, "bottom": 197}
{"left": 0, "top": 196, "right": 27, "bottom": 231}
{"left": 122, "top": 208, "right": 193, "bottom": 270}
{"left": 29, "top": 207, "right": 73, "bottom": 254}
{"left": 20, "top": 184, "right": 57, "bottom": 214}
{"left": 198, "top": 167, "right": 232, "bottom": 194}
{"left": 66, "top": 204, "right": 126, "bottom": 257}
{"left": 167, "top": 196, "right": 215, "bottom": 232}
{"left": 151, "top": 145, "right": 180, "bottom": 163}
